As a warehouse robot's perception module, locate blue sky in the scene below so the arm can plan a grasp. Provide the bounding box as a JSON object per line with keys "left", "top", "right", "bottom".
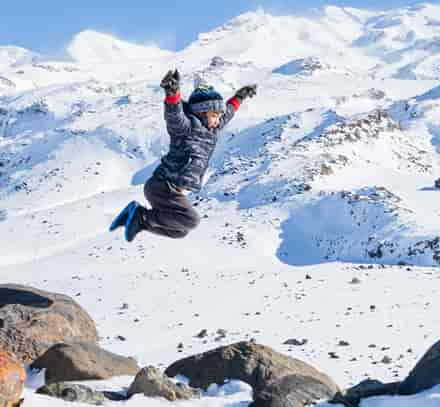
{"left": 1, "top": 0, "right": 437, "bottom": 53}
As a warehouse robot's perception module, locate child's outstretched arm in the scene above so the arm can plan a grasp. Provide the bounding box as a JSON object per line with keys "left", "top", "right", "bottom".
{"left": 160, "top": 69, "right": 191, "bottom": 136}
{"left": 218, "top": 84, "right": 257, "bottom": 130}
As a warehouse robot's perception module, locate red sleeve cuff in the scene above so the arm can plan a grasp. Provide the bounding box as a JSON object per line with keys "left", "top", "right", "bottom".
{"left": 227, "top": 97, "right": 241, "bottom": 112}
{"left": 165, "top": 92, "right": 181, "bottom": 104}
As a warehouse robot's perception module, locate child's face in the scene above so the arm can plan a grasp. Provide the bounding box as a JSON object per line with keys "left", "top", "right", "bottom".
{"left": 205, "top": 111, "right": 222, "bottom": 129}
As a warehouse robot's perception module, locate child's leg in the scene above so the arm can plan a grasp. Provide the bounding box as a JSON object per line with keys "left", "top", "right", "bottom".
{"left": 142, "top": 177, "right": 200, "bottom": 238}
{"left": 142, "top": 225, "right": 189, "bottom": 239}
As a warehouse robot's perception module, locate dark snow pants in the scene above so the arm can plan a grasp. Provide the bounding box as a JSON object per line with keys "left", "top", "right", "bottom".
{"left": 142, "top": 176, "right": 200, "bottom": 239}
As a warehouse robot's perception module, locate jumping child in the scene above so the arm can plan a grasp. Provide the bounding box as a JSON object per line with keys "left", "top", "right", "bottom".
{"left": 110, "top": 69, "right": 257, "bottom": 241}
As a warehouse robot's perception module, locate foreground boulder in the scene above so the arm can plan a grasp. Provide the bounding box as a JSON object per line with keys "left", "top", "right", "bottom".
{"left": 330, "top": 379, "right": 400, "bottom": 407}
{"left": 165, "top": 341, "right": 339, "bottom": 396}
{"left": 0, "top": 284, "right": 98, "bottom": 362}
{"left": 0, "top": 352, "right": 26, "bottom": 407}
{"left": 31, "top": 342, "right": 139, "bottom": 384}
{"left": 399, "top": 339, "right": 440, "bottom": 395}
{"left": 128, "top": 366, "right": 200, "bottom": 401}
{"left": 251, "top": 374, "right": 336, "bottom": 407}
{"left": 36, "top": 383, "right": 106, "bottom": 406}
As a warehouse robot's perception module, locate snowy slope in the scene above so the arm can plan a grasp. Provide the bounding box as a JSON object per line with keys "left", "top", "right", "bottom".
{"left": 0, "top": 46, "right": 40, "bottom": 94}
{"left": 1, "top": 4, "right": 440, "bottom": 407}
{"left": 351, "top": 3, "right": 440, "bottom": 79}
{"left": 180, "top": 8, "right": 377, "bottom": 72}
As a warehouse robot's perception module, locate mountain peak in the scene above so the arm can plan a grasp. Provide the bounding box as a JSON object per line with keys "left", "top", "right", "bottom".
{"left": 0, "top": 46, "right": 38, "bottom": 71}
{"left": 66, "top": 30, "right": 172, "bottom": 64}
{"left": 229, "top": 7, "right": 268, "bottom": 24}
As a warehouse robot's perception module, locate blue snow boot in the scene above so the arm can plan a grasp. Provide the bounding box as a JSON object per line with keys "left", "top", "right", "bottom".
{"left": 125, "top": 202, "right": 149, "bottom": 242}
{"left": 109, "top": 201, "right": 138, "bottom": 232}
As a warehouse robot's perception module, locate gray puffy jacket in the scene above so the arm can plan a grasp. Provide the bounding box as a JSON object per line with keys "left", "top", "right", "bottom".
{"left": 153, "top": 98, "right": 238, "bottom": 192}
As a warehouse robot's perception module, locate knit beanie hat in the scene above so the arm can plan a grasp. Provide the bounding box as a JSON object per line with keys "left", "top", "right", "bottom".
{"left": 188, "top": 75, "right": 226, "bottom": 114}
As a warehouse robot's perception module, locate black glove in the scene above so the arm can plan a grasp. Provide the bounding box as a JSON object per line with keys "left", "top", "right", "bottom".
{"left": 160, "top": 69, "right": 180, "bottom": 96}
{"left": 234, "top": 84, "right": 257, "bottom": 102}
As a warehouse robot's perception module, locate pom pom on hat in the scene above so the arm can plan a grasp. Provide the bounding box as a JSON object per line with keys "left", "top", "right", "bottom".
{"left": 188, "top": 75, "right": 226, "bottom": 113}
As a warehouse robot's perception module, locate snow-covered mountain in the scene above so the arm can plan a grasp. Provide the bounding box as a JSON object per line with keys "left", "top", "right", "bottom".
{"left": 0, "top": 46, "right": 38, "bottom": 71}
{"left": 180, "top": 7, "right": 376, "bottom": 72}
{"left": 1, "top": 4, "right": 440, "bottom": 407}
{"left": 67, "top": 30, "right": 173, "bottom": 64}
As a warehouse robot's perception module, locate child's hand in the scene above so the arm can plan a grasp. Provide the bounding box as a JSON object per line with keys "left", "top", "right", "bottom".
{"left": 160, "top": 69, "right": 181, "bottom": 96}
{"left": 234, "top": 84, "right": 257, "bottom": 102}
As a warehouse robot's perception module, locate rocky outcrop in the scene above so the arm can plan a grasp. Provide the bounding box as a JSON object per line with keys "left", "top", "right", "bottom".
{"left": 165, "top": 341, "right": 339, "bottom": 396}
{"left": 0, "top": 284, "right": 98, "bottom": 363}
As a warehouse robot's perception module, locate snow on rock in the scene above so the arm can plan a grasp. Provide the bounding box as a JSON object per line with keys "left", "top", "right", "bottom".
{"left": 273, "top": 57, "right": 351, "bottom": 78}
{"left": 278, "top": 186, "right": 439, "bottom": 266}
{"left": 22, "top": 379, "right": 254, "bottom": 407}
{"left": 35, "top": 382, "right": 108, "bottom": 405}
{"left": 319, "top": 385, "right": 440, "bottom": 407}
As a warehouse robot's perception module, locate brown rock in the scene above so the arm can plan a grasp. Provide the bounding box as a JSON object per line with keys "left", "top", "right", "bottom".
{"left": 0, "top": 284, "right": 98, "bottom": 363}
{"left": 128, "top": 366, "right": 200, "bottom": 401}
{"left": 0, "top": 352, "right": 26, "bottom": 407}
{"left": 31, "top": 342, "right": 139, "bottom": 384}
{"left": 165, "top": 341, "right": 339, "bottom": 394}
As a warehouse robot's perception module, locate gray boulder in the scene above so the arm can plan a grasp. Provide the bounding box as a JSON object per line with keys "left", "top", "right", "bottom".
{"left": 128, "top": 366, "right": 200, "bottom": 401}
{"left": 36, "top": 383, "right": 106, "bottom": 405}
{"left": 31, "top": 342, "right": 139, "bottom": 384}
